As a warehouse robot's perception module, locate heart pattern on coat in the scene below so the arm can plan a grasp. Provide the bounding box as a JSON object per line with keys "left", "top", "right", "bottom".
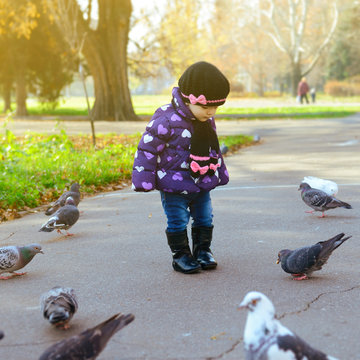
{"left": 158, "top": 124, "right": 168, "bottom": 135}
{"left": 161, "top": 105, "right": 170, "bottom": 111}
{"left": 147, "top": 120, "right": 154, "bottom": 127}
{"left": 144, "top": 134, "right": 153, "bottom": 143}
{"left": 157, "top": 170, "right": 167, "bottom": 179}
{"left": 135, "top": 166, "right": 144, "bottom": 172}
{"left": 171, "top": 114, "right": 182, "bottom": 122}
{"left": 172, "top": 172, "right": 183, "bottom": 181}
{"left": 144, "top": 151, "right": 154, "bottom": 160}
{"left": 181, "top": 129, "right": 191, "bottom": 138}
{"left": 142, "top": 182, "right": 153, "bottom": 190}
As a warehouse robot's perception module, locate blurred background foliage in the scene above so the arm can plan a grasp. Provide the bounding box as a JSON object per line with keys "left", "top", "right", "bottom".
{"left": 0, "top": 0, "right": 359, "bottom": 120}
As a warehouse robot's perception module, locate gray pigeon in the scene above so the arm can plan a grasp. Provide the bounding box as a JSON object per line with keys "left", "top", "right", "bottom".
{"left": 39, "top": 197, "right": 80, "bottom": 236}
{"left": 45, "top": 183, "right": 81, "bottom": 216}
{"left": 239, "top": 291, "right": 339, "bottom": 360}
{"left": 277, "top": 233, "right": 351, "bottom": 280}
{"left": 299, "top": 182, "right": 352, "bottom": 217}
{"left": 220, "top": 143, "right": 229, "bottom": 155}
{"left": 0, "top": 244, "right": 44, "bottom": 280}
{"left": 40, "top": 287, "right": 78, "bottom": 330}
{"left": 39, "top": 312, "right": 135, "bottom": 360}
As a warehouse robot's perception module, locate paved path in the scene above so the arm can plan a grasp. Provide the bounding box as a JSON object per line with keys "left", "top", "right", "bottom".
{"left": 1, "top": 115, "right": 360, "bottom": 359}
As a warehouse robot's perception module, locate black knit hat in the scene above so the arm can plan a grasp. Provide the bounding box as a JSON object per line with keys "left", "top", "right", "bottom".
{"left": 178, "top": 61, "right": 230, "bottom": 106}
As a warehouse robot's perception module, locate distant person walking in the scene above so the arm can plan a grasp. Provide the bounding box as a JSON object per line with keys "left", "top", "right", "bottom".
{"left": 297, "top": 77, "right": 309, "bottom": 104}
{"left": 310, "top": 87, "right": 316, "bottom": 103}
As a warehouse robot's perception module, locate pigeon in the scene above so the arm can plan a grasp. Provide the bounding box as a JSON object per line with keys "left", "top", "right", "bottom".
{"left": 45, "top": 183, "right": 81, "bottom": 216}
{"left": 239, "top": 291, "right": 339, "bottom": 360}
{"left": 40, "top": 287, "right": 78, "bottom": 330}
{"left": 302, "top": 176, "right": 338, "bottom": 196}
{"left": 220, "top": 143, "right": 229, "bottom": 155}
{"left": 299, "top": 182, "right": 352, "bottom": 217}
{"left": 39, "top": 312, "right": 135, "bottom": 360}
{"left": 0, "top": 243, "right": 44, "bottom": 280}
{"left": 39, "top": 197, "right": 80, "bottom": 236}
{"left": 276, "top": 233, "right": 351, "bottom": 280}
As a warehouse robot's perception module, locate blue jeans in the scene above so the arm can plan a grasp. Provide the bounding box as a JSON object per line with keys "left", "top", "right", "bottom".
{"left": 160, "top": 191, "right": 213, "bottom": 233}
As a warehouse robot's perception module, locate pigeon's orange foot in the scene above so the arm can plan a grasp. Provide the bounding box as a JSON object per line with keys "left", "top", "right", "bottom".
{"left": 0, "top": 275, "right": 12, "bottom": 280}
{"left": 57, "top": 229, "right": 64, "bottom": 234}
{"left": 12, "top": 272, "right": 27, "bottom": 276}
{"left": 56, "top": 322, "right": 70, "bottom": 330}
{"left": 65, "top": 232, "right": 74, "bottom": 237}
{"left": 0, "top": 272, "right": 26, "bottom": 280}
{"left": 291, "top": 274, "right": 308, "bottom": 281}
{"left": 319, "top": 212, "right": 326, "bottom": 218}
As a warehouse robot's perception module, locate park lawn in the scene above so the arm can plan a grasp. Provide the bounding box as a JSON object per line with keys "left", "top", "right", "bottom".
{"left": 1, "top": 95, "right": 360, "bottom": 118}
{"left": 0, "top": 130, "right": 253, "bottom": 222}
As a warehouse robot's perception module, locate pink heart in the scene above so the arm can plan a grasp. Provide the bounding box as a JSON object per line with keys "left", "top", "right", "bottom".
{"left": 142, "top": 182, "right": 153, "bottom": 190}
{"left": 172, "top": 172, "right": 183, "bottom": 181}
{"left": 158, "top": 124, "right": 168, "bottom": 135}
{"left": 170, "top": 114, "right": 182, "bottom": 122}
{"left": 144, "top": 151, "right": 154, "bottom": 160}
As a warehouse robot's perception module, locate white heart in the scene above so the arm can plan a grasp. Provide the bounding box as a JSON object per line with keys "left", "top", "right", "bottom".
{"left": 157, "top": 156, "right": 161, "bottom": 163}
{"left": 144, "top": 134, "right": 153, "bottom": 143}
{"left": 135, "top": 166, "right": 144, "bottom": 172}
{"left": 174, "top": 98, "right": 179, "bottom": 106}
{"left": 135, "top": 150, "right": 138, "bottom": 158}
{"left": 181, "top": 190, "right": 188, "bottom": 194}
{"left": 180, "top": 161, "right": 188, "bottom": 169}
{"left": 157, "top": 170, "right": 166, "bottom": 179}
{"left": 131, "top": 183, "right": 135, "bottom": 189}
{"left": 148, "top": 120, "right": 154, "bottom": 127}
{"left": 181, "top": 129, "right": 191, "bottom": 138}
{"left": 161, "top": 105, "right": 170, "bottom": 111}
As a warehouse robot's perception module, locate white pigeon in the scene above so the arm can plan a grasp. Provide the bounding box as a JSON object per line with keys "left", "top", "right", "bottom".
{"left": 302, "top": 176, "right": 338, "bottom": 196}
{"left": 239, "top": 291, "right": 339, "bottom": 360}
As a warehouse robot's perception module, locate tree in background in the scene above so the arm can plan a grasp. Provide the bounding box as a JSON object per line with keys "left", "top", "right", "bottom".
{"left": 0, "top": 0, "right": 75, "bottom": 115}
{"left": 259, "top": 0, "right": 339, "bottom": 95}
{"left": 326, "top": 0, "right": 360, "bottom": 80}
{"left": 0, "top": 0, "right": 39, "bottom": 115}
{"left": 46, "top": 0, "right": 137, "bottom": 121}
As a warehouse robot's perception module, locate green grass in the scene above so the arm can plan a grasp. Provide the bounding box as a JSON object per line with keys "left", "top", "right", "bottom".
{"left": 1, "top": 95, "right": 360, "bottom": 118}
{"left": 0, "top": 129, "right": 253, "bottom": 219}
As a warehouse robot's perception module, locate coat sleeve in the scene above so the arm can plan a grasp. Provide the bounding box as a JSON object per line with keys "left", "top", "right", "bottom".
{"left": 132, "top": 111, "right": 171, "bottom": 192}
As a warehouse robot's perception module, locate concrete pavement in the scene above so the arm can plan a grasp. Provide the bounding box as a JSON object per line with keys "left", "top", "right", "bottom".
{"left": 0, "top": 114, "right": 360, "bottom": 359}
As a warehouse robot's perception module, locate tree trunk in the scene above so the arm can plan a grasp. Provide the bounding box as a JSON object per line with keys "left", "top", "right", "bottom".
{"left": 80, "top": 0, "right": 138, "bottom": 121}
{"left": 291, "top": 61, "right": 302, "bottom": 96}
{"left": 3, "top": 78, "right": 12, "bottom": 112}
{"left": 15, "top": 64, "right": 28, "bottom": 116}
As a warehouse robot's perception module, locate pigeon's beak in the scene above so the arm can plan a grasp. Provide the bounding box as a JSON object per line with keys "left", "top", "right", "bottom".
{"left": 276, "top": 258, "right": 280, "bottom": 264}
{"left": 237, "top": 302, "right": 248, "bottom": 310}
{"left": 40, "top": 250, "right": 44, "bottom": 254}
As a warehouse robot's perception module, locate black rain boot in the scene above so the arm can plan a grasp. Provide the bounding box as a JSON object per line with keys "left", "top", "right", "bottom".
{"left": 166, "top": 230, "right": 201, "bottom": 274}
{"left": 192, "top": 226, "right": 217, "bottom": 270}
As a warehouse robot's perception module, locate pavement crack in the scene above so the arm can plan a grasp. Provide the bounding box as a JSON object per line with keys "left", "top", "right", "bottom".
{"left": 277, "top": 284, "right": 360, "bottom": 320}
{"left": 205, "top": 338, "right": 243, "bottom": 360}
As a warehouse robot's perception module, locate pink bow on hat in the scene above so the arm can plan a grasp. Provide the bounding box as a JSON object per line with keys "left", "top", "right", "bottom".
{"left": 189, "top": 94, "right": 207, "bottom": 105}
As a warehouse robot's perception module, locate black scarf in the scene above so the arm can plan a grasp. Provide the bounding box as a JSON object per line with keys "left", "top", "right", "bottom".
{"left": 189, "top": 120, "right": 220, "bottom": 178}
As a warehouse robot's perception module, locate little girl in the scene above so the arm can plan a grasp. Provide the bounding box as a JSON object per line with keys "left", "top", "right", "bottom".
{"left": 132, "top": 61, "right": 230, "bottom": 274}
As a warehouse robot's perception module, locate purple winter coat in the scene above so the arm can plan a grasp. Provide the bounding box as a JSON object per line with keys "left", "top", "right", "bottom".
{"left": 132, "top": 87, "right": 229, "bottom": 193}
